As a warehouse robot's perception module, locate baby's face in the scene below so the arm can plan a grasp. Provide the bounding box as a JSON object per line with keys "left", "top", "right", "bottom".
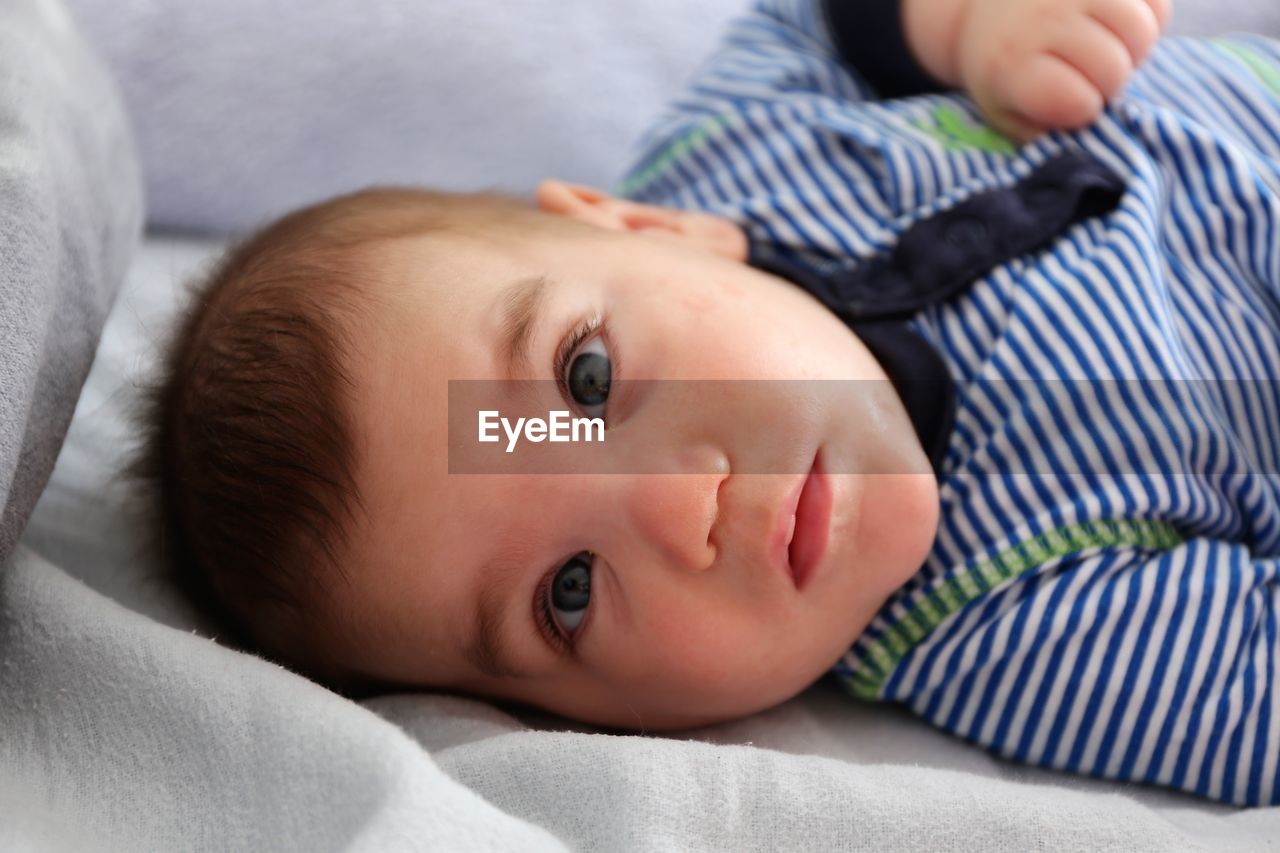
{"left": 337, "top": 187, "right": 939, "bottom": 729}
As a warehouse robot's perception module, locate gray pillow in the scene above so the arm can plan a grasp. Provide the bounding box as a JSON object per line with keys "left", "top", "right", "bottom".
{"left": 0, "top": 0, "right": 143, "bottom": 565}
{"left": 63, "top": 0, "right": 749, "bottom": 234}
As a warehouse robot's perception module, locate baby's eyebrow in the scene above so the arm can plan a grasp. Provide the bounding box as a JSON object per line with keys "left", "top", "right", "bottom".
{"left": 465, "top": 553, "right": 531, "bottom": 680}
{"left": 496, "top": 275, "right": 550, "bottom": 381}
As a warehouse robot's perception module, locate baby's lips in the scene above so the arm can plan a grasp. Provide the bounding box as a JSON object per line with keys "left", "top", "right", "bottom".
{"left": 770, "top": 467, "right": 808, "bottom": 585}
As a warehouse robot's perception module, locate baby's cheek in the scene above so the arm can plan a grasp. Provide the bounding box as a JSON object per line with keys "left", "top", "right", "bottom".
{"left": 627, "top": 608, "right": 749, "bottom": 687}
{"left": 672, "top": 284, "right": 721, "bottom": 317}
{"left": 859, "top": 474, "right": 939, "bottom": 595}
{"left": 712, "top": 274, "right": 747, "bottom": 303}
{"left": 647, "top": 607, "right": 809, "bottom": 694}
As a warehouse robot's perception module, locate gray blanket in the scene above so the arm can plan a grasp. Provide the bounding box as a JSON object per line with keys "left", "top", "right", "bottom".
{"left": 0, "top": 0, "right": 141, "bottom": 564}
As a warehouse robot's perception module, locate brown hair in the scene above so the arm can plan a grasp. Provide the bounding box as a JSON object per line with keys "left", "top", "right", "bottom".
{"left": 129, "top": 187, "right": 536, "bottom": 686}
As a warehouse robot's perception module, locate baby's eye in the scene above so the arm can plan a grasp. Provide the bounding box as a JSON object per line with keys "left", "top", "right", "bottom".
{"left": 550, "top": 551, "right": 592, "bottom": 633}
{"left": 565, "top": 336, "right": 611, "bottom": 418}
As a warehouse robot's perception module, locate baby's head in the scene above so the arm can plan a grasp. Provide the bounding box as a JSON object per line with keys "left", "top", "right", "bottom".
{"left": 140, "top": 183, "right": 939, "bottom": 730}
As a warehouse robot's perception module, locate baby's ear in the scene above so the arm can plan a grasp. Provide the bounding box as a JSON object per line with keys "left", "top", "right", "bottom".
{"left": 536, "top": 179, "right": 747, "bottom": 261}
{"left": 536, "top": 179, "right": 681, "bottom": 232}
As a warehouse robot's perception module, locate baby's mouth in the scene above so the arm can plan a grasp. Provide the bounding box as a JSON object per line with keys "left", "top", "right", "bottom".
{"left": 787, "top": 453, "right": 831, "bottom": 589}
{"left": 773, "top": 451, "right": 832, "bottom": 589}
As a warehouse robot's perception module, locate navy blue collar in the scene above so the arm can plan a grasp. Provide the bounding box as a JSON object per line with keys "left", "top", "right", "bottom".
{"left": 744, "top": 150, "right": 1128, "bottom": 477}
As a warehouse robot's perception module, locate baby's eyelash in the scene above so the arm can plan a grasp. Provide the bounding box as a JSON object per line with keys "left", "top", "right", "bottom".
{"left": 534, "top": 569, "right": 572, "bottom": 654}
{"left": 553, "top": 314, "right": 605, "bottom": 401}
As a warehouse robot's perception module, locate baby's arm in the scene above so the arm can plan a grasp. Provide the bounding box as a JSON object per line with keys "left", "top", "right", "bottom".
{"left": 903, "top": 0, "right": 1171, "bottom": 140}
{"left": 909, "top": 539, "right": 1280, "bottom": 805}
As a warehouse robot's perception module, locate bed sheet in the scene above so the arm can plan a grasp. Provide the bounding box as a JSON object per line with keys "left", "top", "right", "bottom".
{"left": 9, "top": 234, "right": 1280, "bottom": 850}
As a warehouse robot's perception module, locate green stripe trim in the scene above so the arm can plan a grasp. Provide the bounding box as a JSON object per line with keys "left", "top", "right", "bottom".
{"left": 615, "top": 116, "right": 732, "bottom": 197}
{"left": 842, "top": 518, "right": 1184, "bottom": 700}
{"left": 913, "top": 105, "right": 1016, "bottom": 155}
{"left": 1214, "top": 40, "right": 1280, "bottom": 99}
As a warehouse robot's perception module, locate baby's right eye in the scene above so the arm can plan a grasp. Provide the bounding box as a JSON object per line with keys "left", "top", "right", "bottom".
{"left": 565, "top": 337, "right": 611, "bottom": 419}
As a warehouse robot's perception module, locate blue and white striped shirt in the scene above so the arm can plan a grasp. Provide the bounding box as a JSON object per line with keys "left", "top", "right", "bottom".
{"left": 618, "top": 0, "right": 1280, "bottom": 806}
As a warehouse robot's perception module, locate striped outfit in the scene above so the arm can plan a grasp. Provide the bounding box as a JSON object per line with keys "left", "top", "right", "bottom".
{"left": 618, "top": 0, "right": 1280, "bottom": 805}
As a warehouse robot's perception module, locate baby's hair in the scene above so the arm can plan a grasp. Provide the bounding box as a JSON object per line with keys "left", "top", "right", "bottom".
{"left": 128, "top": 186, "right": 536, "bottom": 686}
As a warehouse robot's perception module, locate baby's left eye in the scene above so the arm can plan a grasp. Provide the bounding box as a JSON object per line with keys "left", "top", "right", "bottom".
{"left": 565, "top": 337, "right": 611, "bottom": 418}
{"left": 550, "top": 551, "right": 592, "bottom": 633}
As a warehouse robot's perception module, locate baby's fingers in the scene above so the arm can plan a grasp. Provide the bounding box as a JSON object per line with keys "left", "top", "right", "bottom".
{"left": 1086, "top": 0, "right": 1167, "bottom": 65}
{"left": 1007, "top": 53, "right": 1104, "bottom": 129}
{"left": 1143, "top": 0, "right": 1173, "bottom": 34}
{"left": 1050, "top": 14, "right": 1135, "bottom": 100}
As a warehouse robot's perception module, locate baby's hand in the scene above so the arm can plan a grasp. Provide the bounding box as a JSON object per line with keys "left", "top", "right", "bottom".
{"left": 911, "top": 0, "right": 1171, "bottom": 142}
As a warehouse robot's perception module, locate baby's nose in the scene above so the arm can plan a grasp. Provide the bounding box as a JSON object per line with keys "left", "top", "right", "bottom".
{"left": 621, "top": 445, "right": 729, "bottom": 574}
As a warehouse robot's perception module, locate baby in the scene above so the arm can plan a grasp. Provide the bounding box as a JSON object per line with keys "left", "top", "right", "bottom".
{"left": 139, "top": 0, "right": 1280, "bottom": 806}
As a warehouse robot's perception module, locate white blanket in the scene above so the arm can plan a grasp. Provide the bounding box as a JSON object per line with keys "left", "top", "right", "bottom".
{"left": 12, "top": 234, "right": 1279, "bottom": 851}
{"left": 9, "top": 0, "right": 1280, "bottom": 847}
